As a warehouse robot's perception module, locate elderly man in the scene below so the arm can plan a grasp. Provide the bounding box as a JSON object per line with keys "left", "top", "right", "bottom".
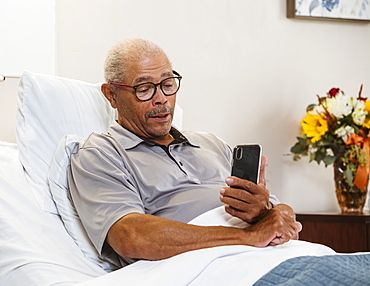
{"left": 68, "top": 38, "right": 302, "bottom": 268}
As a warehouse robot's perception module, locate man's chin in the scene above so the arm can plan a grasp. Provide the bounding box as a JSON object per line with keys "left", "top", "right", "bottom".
{"left": 148, "top": 123, "right": 172, "bottom": 137}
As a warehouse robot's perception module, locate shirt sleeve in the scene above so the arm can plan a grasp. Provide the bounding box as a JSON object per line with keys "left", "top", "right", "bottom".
{"left": 68, "top": 143, "right": 145, "bottom": 256}
{"left": 269, "top": 194, "right": 281, "bottom": 205}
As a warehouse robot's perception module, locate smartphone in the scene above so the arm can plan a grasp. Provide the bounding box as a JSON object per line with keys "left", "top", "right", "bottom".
{"left": 231, "top": 144, "right": 262, "bottom": 184}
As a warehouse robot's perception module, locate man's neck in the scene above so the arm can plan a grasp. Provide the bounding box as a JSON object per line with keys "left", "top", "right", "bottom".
{"left": 148, "top": 132, "right": 174, "bottom": 147}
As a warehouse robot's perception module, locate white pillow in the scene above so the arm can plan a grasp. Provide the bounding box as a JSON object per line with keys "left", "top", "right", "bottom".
{"left": 16, "top": 71, "right": 116, "bottom": 214}
{"left": 48, "top": 134, "right": 118, "bottom": 271}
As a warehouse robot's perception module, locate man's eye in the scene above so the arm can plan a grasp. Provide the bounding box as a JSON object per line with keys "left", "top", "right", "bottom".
{"left": 162, "top": 79, "right": 176, "bottom": 88}
{"left": 136, "top": 85, "right": 152, "bottom": 93}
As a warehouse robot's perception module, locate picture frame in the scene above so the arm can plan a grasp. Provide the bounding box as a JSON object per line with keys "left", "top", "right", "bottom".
{"left": 287, "top": 0, "right": 370, "bottom": 22}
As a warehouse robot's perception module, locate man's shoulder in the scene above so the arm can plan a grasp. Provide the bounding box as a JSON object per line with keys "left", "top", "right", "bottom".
{"left": 81, "top": 122, "right": 135, "bottom": 151}
{"left": 75, "top": 132, "right": 125, "bottom": 161}
{"left": 182, "top": 131, "right": 227, "bottom": 144}
{"left": 82, "top": 132, "right": 115, "bottom": 149}
{"left": 181, "top": 131, "right": 229, "bottom": 151}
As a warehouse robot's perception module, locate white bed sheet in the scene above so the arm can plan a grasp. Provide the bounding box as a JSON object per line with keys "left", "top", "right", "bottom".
{"left": 0, "top": 141, "right": 107, "bottom": 286}
{"left": 75, "top": 207, "right": 336, "bottom": 286}
{"left": 76, "top": 241, "right": 334, "bottom": 286}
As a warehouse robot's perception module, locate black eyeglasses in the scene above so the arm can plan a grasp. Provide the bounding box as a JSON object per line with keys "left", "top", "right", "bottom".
{"left": 109, "top": 70, "right": 182, "bottom": 101}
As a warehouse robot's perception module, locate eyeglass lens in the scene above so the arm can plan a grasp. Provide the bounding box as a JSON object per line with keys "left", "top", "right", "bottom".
{"left": 135, "top": 77, "right": 180, "bottom": 101}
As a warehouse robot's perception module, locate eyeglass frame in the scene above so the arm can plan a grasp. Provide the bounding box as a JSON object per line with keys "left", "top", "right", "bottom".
{"left": 109, "top": 70, "right": 182, "bottom": 101}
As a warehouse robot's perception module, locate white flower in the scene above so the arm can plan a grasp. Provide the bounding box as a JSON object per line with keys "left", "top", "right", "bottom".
{"left": 308, "top": 146, "right": 318, "bottom": 153}
{"left": 326, "top": 148, "right": 334, "bottom": 157}
{"left": 335, "top": 125, "right": 354, "bottom": 142}
{"left": 325, "top": 95, "right": 352, "bottom": 118}
{"left": 352, "top": 99, "right": 367, "bottom": 125}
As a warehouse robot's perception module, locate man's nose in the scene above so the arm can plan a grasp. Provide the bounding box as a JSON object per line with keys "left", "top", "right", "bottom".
{"left": 152, "top": 85, "right": 167, "bottom": 104}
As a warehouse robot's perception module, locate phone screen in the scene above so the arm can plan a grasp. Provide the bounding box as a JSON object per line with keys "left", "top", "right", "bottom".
{"left": 231, "top": 144, "right": 261, "bottom": 184}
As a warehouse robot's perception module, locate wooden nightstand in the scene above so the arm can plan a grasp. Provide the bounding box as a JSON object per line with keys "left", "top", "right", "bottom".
{"left": 296, "top": 212, "right": 370, "bottom": 253}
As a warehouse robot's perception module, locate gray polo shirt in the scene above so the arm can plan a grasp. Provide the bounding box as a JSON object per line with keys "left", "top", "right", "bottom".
{"left": 68, "top": 121, "right": 233, "bottom": 266}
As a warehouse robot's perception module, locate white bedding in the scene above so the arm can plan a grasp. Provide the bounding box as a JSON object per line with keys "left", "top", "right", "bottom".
{"left": 76, "top": 242, "right": 334, "bottom": 286}
{"left": 75, "top": 207, "right": 336, "bottom": 286}
{"left": 0, "top": 141, "right": 107, "bottom": 286}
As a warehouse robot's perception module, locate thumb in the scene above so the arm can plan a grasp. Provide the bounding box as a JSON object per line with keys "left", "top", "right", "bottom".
{"left": 258, "top": 155, "right": 267, "bottom": 187}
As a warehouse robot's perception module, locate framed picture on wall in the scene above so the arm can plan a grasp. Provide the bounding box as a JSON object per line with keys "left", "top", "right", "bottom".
{"left": 287, "top": 0, "right": 370, "bottom": 22}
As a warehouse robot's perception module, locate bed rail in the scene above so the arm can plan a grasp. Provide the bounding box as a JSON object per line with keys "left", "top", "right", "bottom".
{"left": 0, "top": 75, "right": 21, "bottom": 82}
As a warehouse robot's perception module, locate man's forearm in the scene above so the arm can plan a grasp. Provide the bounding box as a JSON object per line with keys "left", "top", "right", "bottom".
{"left": 107, "top": 213, "right": 247, "bottom": 260}
{"left": 106, "top": 210, "right": 300, "bottom": 261}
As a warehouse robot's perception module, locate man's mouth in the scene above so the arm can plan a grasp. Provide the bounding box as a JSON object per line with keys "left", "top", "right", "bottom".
{"left": 150, "top": 113, "right": 171, "bottom": 121}
{"left": 146, "top": 106, "right": 173, "bottom": 121}
{"left": 152, "top": 113, "right": 169, "bottom": 118}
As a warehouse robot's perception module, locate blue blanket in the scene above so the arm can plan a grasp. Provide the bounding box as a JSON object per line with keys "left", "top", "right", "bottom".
{"left": 253, "top": 253, "right": 370, "bottom": 286}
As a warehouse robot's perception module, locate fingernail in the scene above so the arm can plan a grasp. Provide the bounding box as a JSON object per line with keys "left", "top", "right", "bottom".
{"left": 225, "top": 177, "right": 234, "bottom": 185}
{"left": 220, "top": 188, "right": 226, "bottom": 195}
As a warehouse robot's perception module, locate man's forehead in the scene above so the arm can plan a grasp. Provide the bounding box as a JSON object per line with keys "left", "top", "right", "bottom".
{"left": 134, "top": 71, "right": 173, "bottom": 84}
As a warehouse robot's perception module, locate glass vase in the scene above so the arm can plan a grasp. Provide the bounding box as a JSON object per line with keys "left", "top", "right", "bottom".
{"left": 333, "top": 160, "right": 368, "bottom": 213}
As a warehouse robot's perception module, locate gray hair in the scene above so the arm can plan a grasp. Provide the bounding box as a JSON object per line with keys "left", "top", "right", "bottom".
{"left": 104, "top": 38, "right": 170, "bottom": 84}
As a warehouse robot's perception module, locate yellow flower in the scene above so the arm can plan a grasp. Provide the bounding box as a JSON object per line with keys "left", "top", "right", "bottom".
{"left": 301, "top": 113, "right": 328, "bottom": 142}
{"left": 362, "top": 101, "right": 370, "bottom": 128}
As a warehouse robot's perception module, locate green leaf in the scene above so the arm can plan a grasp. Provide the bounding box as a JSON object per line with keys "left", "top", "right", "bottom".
{"left": 306, "top": 104, "right": 317, "bottom": 112}
{"left": 291, "top": 142, "right": 305, "bottom": 154}
{"left": 314, "top": 151, "right": 325, "bottom": 163}
{"left": 323, "top": 155, "right": 336, "bottom": 167}
{"left": 297, "top": 136, "right": 308, "bottom": 144}
{"left": 292, "top": 154, "right": 301, "bottom": 161}
{"left": 290, "top": 137, "right": 309, "bottom": 154}
{"left": 309, "top": 152, "right": 316, "bottom": 163}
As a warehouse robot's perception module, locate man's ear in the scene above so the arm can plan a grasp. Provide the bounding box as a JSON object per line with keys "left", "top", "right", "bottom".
{"left": 101, "top": 83, "right": 117, "bottom": 108}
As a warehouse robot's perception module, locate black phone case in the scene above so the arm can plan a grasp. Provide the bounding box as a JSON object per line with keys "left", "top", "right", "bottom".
{"left": 231, "top": 144, "right": 261, "bottom": 184}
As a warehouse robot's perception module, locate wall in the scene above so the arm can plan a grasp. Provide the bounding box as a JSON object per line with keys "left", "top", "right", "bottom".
{"left": 50, "top": 1, "right": 370, "bottom": 212}
{"left": 0, "top": 0, "right": 55, "bottom": 142}
{"left": 0, "top": 0, "right": 55, "bottom": 76}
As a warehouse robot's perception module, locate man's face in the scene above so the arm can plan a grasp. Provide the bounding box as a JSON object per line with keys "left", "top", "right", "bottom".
{"left": 113, "top": 54, "right": 176, "bottom": 140}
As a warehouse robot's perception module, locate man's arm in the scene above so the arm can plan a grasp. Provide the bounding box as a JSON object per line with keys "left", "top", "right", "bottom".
{"left": 106, "top": 207, "right": 301, "bottom": 261}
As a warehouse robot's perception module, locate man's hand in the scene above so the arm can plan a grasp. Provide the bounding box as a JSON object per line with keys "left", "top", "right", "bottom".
{"left": 220, "top": 156, "right": 271, "bottom": 223}
{"left": 219, "top": 155, "right": 302, "bottom": 245}
{"left": 243, "top": 205, "right": 302, "bottom": 247}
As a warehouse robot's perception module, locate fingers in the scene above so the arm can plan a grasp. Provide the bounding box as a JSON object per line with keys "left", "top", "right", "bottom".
{"left": 221, "top": 176, "right": 271, "bottom": 223}
{"left": 268, "top": 209, "right": 302, "bottom": 244}
{"left": 225, "top": 176, "right": 263, "bottom": 195}
{"left": 224, "top": 205, "right": 258, "bottom": 223}
{"left": 220, "top": 189, "right": 270, "bottom": 223}
{"left": 269, "top": 236, "right": 290, "bottom": 246}
{"left": 244, "top": 207, "right": 302, "bottom": 247}
{"left": 258, "top": 156, "right": 267, "bottom": 187}
{"left": 295, "top": 221, "right": 303, "bottom": 233}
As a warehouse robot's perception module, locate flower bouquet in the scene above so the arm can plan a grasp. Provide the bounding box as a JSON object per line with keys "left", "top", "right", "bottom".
{"left": 290, "top": 86, "right": 370, "bottom": 213}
